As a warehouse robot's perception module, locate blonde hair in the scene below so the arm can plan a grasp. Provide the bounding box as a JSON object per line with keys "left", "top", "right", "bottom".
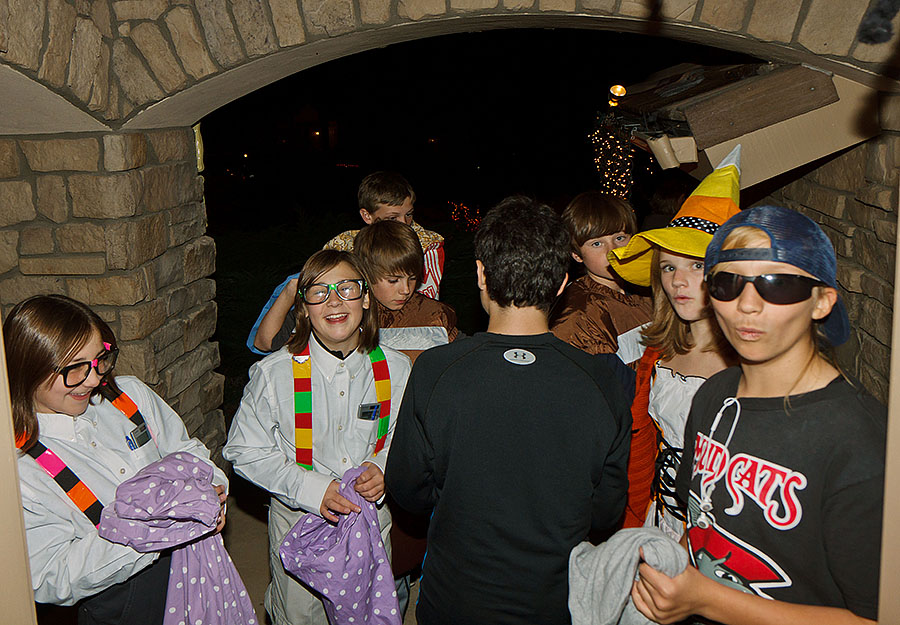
{"left": 286, "top": 250, "right": 379, "bottom": 355}
{"left": 641, "top": 247, "right": 729, "bottom": 360}
{"left": 711, "top": 225, "right": 846, "bottom": 398}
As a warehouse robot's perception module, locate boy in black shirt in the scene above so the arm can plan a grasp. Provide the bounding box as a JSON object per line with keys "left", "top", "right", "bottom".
{"left": 386, "top": 196, "right": 631, "bottom": 625}
{"left": 632, "top": 205, "right": 885, "bottom": 624}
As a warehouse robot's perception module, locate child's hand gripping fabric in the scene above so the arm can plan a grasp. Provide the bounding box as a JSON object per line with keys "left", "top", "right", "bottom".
{"left": 320, "top": 481, "right": 363, "bottom": 523}
{"left": 320, "top": 462, "right": 384, "bottom": 521}
{"left": 631, "top": 546, "right": 707, "bottom": 624}
{"left": 568, "top": 527, "right": 688, "bottom": 625}
{"left": 281, "top": 465, "right": 400, "bottom": 625}
{"left": 353, "top": 461, "right": 385, "bottom": 502}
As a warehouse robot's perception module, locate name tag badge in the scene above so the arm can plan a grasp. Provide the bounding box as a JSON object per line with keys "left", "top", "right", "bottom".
{"left": 358, "top": 402, "right": 381, "bottom": 421}
{"left": 125, "top": 423, "right": 152, "bottom": 451}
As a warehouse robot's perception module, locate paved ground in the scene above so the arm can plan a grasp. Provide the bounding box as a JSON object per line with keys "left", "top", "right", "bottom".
{"left": 222, "top": 478, "right": 270, "bottom": 621}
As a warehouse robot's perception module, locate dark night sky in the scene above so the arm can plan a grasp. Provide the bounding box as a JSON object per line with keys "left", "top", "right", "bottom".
{"left": 200, "top": 28, "right": 758, "bottom": 230}
{"left": 202, "top": 28, "right": 759, "bottom": 406}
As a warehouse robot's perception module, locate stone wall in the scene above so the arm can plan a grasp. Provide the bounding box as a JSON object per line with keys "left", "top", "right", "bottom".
{"left": 0, "top": 1, "right": 898, "bottom": 414}
{"left": 0, "top": 1, "right": 897, "bottom": 133}
{"left": 0, "top": 129, "right": 226, "bottom": 463}
{"left": 764, "top": 106, "right": 899, "bottom": 403}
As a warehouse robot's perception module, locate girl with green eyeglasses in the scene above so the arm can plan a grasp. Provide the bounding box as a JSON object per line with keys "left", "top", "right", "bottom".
{"left": 224, "top": 249, "right": 411, "bottom": 625}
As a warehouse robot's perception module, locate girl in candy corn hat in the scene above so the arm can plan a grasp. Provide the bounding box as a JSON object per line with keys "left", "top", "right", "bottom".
{"left": 610, "top": 146, "right": 740, "bottom": 538}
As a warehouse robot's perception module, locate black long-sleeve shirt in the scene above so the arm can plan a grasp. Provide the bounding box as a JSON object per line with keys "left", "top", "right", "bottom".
{"left": 386, "top": 332, "right": 631, "bottom": 625}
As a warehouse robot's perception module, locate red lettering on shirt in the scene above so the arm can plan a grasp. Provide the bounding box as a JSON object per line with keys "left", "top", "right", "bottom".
{"left": 692, "top": 432, "right": 729, "bottom": 490}
{"left": 692, "top": 436, "right": 808, "bottom": 531}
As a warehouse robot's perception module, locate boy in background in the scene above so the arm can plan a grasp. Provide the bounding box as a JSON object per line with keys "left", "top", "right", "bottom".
{"left": 356, "top": 219, "right": 460, "bottom": 616}
{"left": 325, "top": 171, "right": 445, "bottom": 299}
{"left": 354, "top": 220, "right": 458, "bottom": 361}
{"left": 551, "top": 191, "right": 652, "bottom": 366}
{"left": 250, "top": 220, "right": 456, "bottom": 356}
{"left": 386, "top": 196, "right": 631, "bottom": 625}
{"left": 248, "top": 171, "right": 445, "bottom": 354}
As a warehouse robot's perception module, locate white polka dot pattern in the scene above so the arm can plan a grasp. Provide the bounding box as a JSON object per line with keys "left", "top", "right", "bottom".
{"left": 667, "top": 216, "right": 720, "bottom": 234}
{"left": 279, "top": 465, "right": 400, "bottom": 624}
{"left": 98, "top": 453, "right": 258, "bottom": 624}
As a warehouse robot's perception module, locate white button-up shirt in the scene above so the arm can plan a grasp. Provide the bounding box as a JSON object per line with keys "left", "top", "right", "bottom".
{"left": 223, "top": 338, "right": 411, "bottom": 515}
{"left": 17, "top": 376, "right": 228, "bottom": 605}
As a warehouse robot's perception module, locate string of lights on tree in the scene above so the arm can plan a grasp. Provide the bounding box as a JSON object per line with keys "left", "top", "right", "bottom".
{"left": 449, "top": 201, "right": 481, "bottom": 232}
{"left": 589, "top": 112, "right": 637, "bottom": 198}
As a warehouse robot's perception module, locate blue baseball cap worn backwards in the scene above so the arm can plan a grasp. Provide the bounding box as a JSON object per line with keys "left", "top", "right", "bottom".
{"left": 704, "top": 205, "right": 850, "bottom": 346}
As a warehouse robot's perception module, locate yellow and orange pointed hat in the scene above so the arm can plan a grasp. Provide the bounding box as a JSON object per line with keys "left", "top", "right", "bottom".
{"left": 608, "top": 145, "right": 742, "bottom": 287}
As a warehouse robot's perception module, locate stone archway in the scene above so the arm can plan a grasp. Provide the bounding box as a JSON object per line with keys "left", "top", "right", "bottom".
{"left": 2, "top": 2, "right": 898, "bottom": 134}
{"left": 3, "top": 4, "right": 900, "bottom": 619}
{"left": 1, "top": 0, "right": 899, "bottom": 450}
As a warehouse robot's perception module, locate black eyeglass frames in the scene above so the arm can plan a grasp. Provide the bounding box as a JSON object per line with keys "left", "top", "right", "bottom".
{"left": 58, "top": 347, "right": 119, "bottom": 388}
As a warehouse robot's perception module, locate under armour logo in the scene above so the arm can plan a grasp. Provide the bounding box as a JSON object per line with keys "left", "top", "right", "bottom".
{"left": 503, "top": 349, "right": 536, "bottom": 365}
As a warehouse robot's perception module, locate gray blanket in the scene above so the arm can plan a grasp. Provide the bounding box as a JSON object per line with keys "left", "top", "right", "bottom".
{"left": 568, "top": 527, "right": 688, "bottom": 625}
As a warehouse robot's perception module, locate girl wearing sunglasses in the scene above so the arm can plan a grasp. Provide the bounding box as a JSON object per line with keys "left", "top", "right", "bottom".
{"left": 632, "top": 205, "right": 885, "bottom": 625}
{"left": 608, "top": 147, "right": 740, "bottom": 539}
{"left": 224, "top": 250, "right": 411, "bottom": 625}
{"left": 4, "top": 294, "right": 228, "bottom": 624}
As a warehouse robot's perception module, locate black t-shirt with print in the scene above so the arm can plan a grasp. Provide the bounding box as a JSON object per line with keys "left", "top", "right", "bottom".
{"left": 676, "top": 367, "right": 885, "bottom": 620}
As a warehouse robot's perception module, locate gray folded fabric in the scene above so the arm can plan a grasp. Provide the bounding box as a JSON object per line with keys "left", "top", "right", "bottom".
{"left": 569, "top": 527, "right": 689, "bottom": 625}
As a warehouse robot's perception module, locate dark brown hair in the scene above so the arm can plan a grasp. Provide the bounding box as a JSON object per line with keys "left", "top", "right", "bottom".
{"left": 562, "top": 191, "right": 638, "bottom": 254}
{"left": 353, "top": 220, "right": 425, "bottom": 285}
{"left": 286, "top": 250, "right": 380, "bottom": 355}
{"left": 358, "top": 172, "right": 416, "bottom": 213}
{"left": 474, "top": 195, "right": 569, "bottom": 313}
{"left": 2, "top": 294, "right": 120, "bottom": 452}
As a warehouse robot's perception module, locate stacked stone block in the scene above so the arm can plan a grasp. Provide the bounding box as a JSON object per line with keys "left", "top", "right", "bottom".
{"left": 0, "top": 1, "right": 898, "bottom": 129}
{"left": 764, "top": 100, "right": 900, "bottom": 402}
{"left": 0, "top": 1, "right": 898, "bottom": 402}
{"left": 0, "top": 130, "right": 226, "bottom": 464}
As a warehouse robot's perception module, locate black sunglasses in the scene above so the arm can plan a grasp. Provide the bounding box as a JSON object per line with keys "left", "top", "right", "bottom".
{"left": 706, "top": 272, "right": 824, "bottom": 305}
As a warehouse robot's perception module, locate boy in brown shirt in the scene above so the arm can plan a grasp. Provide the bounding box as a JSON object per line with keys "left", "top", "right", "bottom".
{"left": 550, "top": 191, "right": 652, "bottom": 366}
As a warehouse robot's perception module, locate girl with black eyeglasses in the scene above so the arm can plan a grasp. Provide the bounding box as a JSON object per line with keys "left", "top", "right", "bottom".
{"left": 631, "top": 205, "right": 885, "bottom": 625}
{"left": 4, "top": 294, "right": 228, "bottom": 624}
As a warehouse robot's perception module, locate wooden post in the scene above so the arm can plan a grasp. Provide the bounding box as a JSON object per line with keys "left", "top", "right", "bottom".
{"left": 879, "top": 185, "right": 900, "bottom": 623}
{"left": 0, "top": 315, "right": 37, "bottom": 624}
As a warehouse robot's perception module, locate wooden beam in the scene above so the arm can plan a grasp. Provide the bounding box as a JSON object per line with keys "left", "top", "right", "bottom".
{"left": 0, "top": 316, "right": 37, "bottom": 625}
{"left": 620, "top": 63, "right": 761, "bottom": 117}
{"left": 683, "top": 65, "right": 839, "bottom": 149}
{"left": 880, "top": 179, "right": 900, "bottom": 624}
{"left": 697, "top": 75, "right": 878, "bottom": 189}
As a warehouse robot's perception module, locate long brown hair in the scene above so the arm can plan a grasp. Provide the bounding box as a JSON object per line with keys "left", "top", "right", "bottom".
{"left": 286, "top": 250, "right": 380, "bottom": 355}
{"left": 641, "top": 247, "right": 728, "bottom": 360}
{"left": 2, "top": 294, "right": 120, "bottom": 452}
